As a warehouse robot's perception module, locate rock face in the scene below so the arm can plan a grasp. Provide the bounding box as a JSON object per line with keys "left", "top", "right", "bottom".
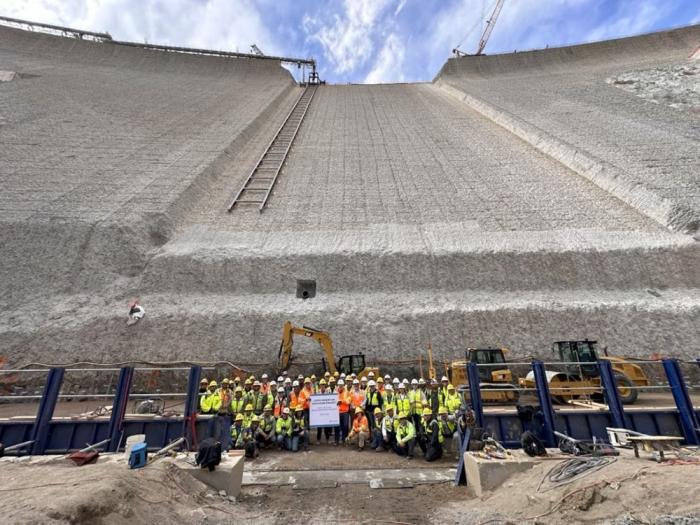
{"left": 608, "top": 64, "right": 700, "bottom": 110}
{"left": 0, "top": 23, "right": 699, "bottom": 366}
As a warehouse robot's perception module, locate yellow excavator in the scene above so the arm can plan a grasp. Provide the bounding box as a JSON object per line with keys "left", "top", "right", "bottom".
{"left": 518, "top": 340, "right": 650, "bottom": 404}
{"left": 277, "top": 321, "right": 379, "bottom": 378}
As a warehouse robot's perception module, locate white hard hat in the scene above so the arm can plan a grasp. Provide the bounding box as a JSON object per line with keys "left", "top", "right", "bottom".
{"left": 284, "top": 377, "right": 292, "bottom": 384}
{"left": 337, "top": 379, "right": 345, "bottom": 386}
{"left": 360, "top": 376, "right": 367, "bottom": 382}
{"left": 384, "top": 374, "right": 391, "bottom": 380}
{"left": 253, "top": 381, "right": 261, "bottom": 387}
{"left": 385, "top": 384, "right": 393, "bottom": 391}
{"left": 277, "top": 387, "right": 285, "bottom": 393}
{"left": 353, "top": 379, "right": 359, "bottom": 385}
{"left": 340, "top": 373, "right": 346, "bottom": 378}
{"left": 398, "top": 383, "right": 406, "bottom": 389}
{"left": 402, "top": 378, "right": 409, "bottom": 384}
{"left": 292, "top": 380, "right": 299, "bottom": 387}
{"left": 277, "top": 376, "right": 284, "bottom": 382}
{"left": 368, "top": 371, "right": 375, "bottom": 377}
{"left": 392, "top": 378, "right": 400, "bottom": 384}
{"left": 411, "top": 378, "right": 418, "bottom": 385}
{"left": 419, "top": 378, "right": 426, "bottom": 385}
{"left": 441, "top": 376, "right": 448, "bottom": 382}
{"left": 368, "top": 380, "right": 376, "bottom": 387}
{"left": 270, "top": 380, "right": 277, "bottom": 385}
{"left": 262, "top": 373, "right": 268, "bottom": 379}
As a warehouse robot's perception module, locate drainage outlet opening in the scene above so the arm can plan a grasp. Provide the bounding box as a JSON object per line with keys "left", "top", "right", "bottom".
{"left": 296, "top": 280, "right": 316, "bottom": 300}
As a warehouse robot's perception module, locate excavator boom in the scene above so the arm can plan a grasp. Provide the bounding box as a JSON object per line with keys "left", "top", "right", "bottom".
{"left": 277, "top": 321, "right": 338, "bottom": 374}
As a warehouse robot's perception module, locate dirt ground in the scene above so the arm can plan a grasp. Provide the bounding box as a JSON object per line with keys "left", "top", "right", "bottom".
{"left": 0, "top": 447, "right": 699, "bottom": 524}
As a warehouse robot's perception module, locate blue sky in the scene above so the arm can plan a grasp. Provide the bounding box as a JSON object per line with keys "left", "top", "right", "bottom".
{"left": 2, "top": 0, "right": 699, "bottom": 83}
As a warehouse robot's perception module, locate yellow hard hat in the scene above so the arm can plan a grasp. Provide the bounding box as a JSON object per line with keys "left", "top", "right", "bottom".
{"left": 333, "top": 371, "right": 339, "bottom": 377}
{"left": 319, "top": 379, "right": 327, "bottom": 385}
{"left": 209, "top": 380, "right": 218, "bottom": 387}
{"left": 304, "top": 377, "right": 311, "bottom": 383}
{"left": 244, "top": 379, "right": 252, "bottom": 385}
{"left": 329, "top": 376, "right": 336, "bottom": 383}
{"left": 222, "top": 378, "right": 230, "bottom": 384}
{"left": 386, "top": 405, "right": 395, "bottom": 412}
{"left": 398, "top": 411, "right": 407, "bottom": 419}
{"left": 373, "top": 407, "right": 382, "bottom": 415}
{"left": 355, "top": 407, "right": 363, "bottom": 414}
{"left": 200, "top": 377, "right": 208, "bottom": 383}
{"left": 324, "top": 372, "right": 331, "bottom": 377}
{"left": 248, "top": 375, "right": 256, "bottom": 381}
{"left": 422, "top": 408, "right": 432, "bottom": 417}
{"left": 245, "top": 404, "right": 253, "bottom": 411}
{"left": 448, "top": 384, "right": 455, "bottom": 391}
{"left": 235, "top": 414, "right": 244, "bottom": 422}
{"left": 294, "top": 405, "right": 304, "bottom": 412}
{"left": 264, "top": 404, "right": 273, "bottom": 411}
{"left": 377, "top": 377, "right": 384, "bottom": 383}
{"left": 233, "top": 376, "right": 241, "bottom": 383}
{"left": 311, "top": 374, "right": 317, "bottom": 380}
{"left": 438, "top": 407, "right": 448, "bottom": 415}
{"left": 252, "top": 415, "right": 261, "bottom": 423}
{"left": 235, "top": 386, "right": 243, "bottom": 393}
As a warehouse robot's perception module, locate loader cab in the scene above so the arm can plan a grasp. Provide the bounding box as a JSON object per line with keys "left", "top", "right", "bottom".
{"left": 334, "top": 353, "right": 368, "bottom": 376}
{"left": 554, "top": 340, "right": 599, "bottom": 377}
{"left": 467, "top": 348, "right": 508, "bottom": 382}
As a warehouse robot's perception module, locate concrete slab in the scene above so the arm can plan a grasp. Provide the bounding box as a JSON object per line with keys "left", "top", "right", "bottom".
{"left": 369, "top": 479, "right": 414, "bottom": 489}
{"left": 181, "top": 454, "right": 245, "bottom": 497}
{"left": 243, "top": 467, "right": 456, "bottom": 487}
{"left": 464, "top": 452, "right": 536, "bottom": 497}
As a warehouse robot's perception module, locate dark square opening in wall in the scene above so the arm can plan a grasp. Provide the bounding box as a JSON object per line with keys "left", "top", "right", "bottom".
{"left": 296, "top": 279, "right": 316, "bottom": 299}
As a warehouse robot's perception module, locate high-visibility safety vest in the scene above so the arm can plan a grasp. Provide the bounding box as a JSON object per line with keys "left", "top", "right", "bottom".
{"left": 261, "top": 415, "right": 276, "bottom": 434}
{"left": 230, "top": 397, "right": 246, "bottom": 416}
{"left": 292, "top": 416, "right": 305, "bottom": 434}
{"left": 289, "top": 391, "right": 301, "bottom": 410}
{"left": 337, "top": 389, "right": 351, "bottom": 413}
{"left": 366, "top": 390, "right": 381, "bottom": 408}
{"left": 408, "top": 390, "right": 424, "bottom": 415}
{"left": 383, "top": 415, "right": 396, "bottom": 435}
{"left": 253, "top": 392, "right": 273, "bottom": 414}
{"left": 374, "top": 416, "right": 383, "bottom": 430}
{"left": 242, "top": 413, "right": 254, "bottom": 428}
{"left": 425, "top": 419, "right": 444, "bottom": 444}
{"left": 298, "top": 387, "right": 314, "bottom": 410}
{"left": 395, "top": 394, "right": 410, "bottom": 415}
{"left": 273, "top": 396, "right": 288, "bottom": 417}
{"left": 276, "top": 416, "right": 292, "bottom": 437}
{"left": 199, "top": 392, "right": 219, "bottom": 413}
{"left": 383, "top": 393, "right": 396, "bottom": 413}
{"left": 230, "top": 424, "right": 243, "bottom": 443}
{"left": 440, "top": 419, "right": 456, "bottom": 437}
{"left": 352, "top": 415, "right": 369, "bottom": 433}
{"left": 350, "top": 390, "right": 365, "bottom": 409}
{"left": 444, "top": 393, "right": 462, "bottom": 413}
{"left": 396, "top": 421, "right": 416, "bottom": 444}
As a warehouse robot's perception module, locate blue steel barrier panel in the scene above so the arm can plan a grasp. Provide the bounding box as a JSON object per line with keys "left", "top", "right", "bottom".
{"left": 467, "top": 361, "right": 483, "bottom": 428}
{"left": 30, "top": 367, "right": 64, "bottom": 455}
{"left": 108, "top": 366, "right": 135, "bottom": 452}
{"left": 454, "top": 428, "right": 471, "bottom": 486}
{"left": 597, "top": 359, "right": 627, "bottom": 430}
{"left": 532, "top": 360, "right": 556, "bottom": 447}
{"left": 663, "top": 358, "right": 700, "bottom": 445}
{"left": 182, "top": 365, "right": 202, "bottom": 450}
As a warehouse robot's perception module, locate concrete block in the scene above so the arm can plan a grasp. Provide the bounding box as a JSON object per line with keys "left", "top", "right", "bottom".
{"left": 464, "top": 452, "right": 536, "bottom": 497}
{"left": 187, "top": 453, "right": 245, "bottom": 498}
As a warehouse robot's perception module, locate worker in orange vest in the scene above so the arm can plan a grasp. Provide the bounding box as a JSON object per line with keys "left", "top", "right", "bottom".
{"left": 349, "top": 378, "right": 366, "bottom": 412}
{"left": 336, "top": 379, "right": 351, "bottom": 443}
{"left": 346, "top": 407, "right": 369, "bottom": 450}
{"left": 273, "top": 386, "right": 288, "bottom": 417}
{"left": 298, "top": 377, "right": 314, "bottom": 426}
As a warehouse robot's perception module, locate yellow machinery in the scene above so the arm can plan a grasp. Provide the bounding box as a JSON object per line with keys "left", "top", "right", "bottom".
{"left": 518, "top": 340, "right": 650, "bottom": 404}
{"left": 277, "top": 321, "right": 379, "bottom": 378}
{"left": 447, "top": 348, "right": 519, "bottom": 403}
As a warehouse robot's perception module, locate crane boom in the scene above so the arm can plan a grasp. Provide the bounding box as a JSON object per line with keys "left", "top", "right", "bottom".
{"left": 476, "top": 0, "right": 505, "bottom": 55}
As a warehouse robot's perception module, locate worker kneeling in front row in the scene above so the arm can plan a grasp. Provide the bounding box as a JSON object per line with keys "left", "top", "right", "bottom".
{"left": 392, "top": 411, "right": 416, "bottom": 459}
{"left": 346, "top": 407, "right": 369, "bottom": 450}
{"left": 419, "top": 408, "right": 443, "bottom": 462}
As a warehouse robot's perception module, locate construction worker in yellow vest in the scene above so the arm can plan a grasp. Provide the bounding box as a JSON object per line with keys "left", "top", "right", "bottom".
{"left": 200, "top": 380, "right": 221, "bottom": 414}
{"left": 275, "top": 407, "right": 293, "bottom": 450}
{"left": 438, "top": 406, "right": 460, "bottom": 459}
{"left": 257, "top": 404, "right": 276, "bottom": 448}
{"left": 230, "top": 413, "right": 245, "bottom": 450}
{"left": 230, "top": 387, "right": 246, "bottom": 418}
{"left": 382, "top": 384, "right": 396, "bottom": 414}
{"left": 420, "top": 408, "right": 444, "bottom": 462}
{"left": 408, "top": 379, "right": 425, "bottom": 430}
{"left": 442, "top": 384, "right": 462, "bottom": 413}
{"left": 251, "top": 380, "right": 273, "bottom": 415}
{"left": 395, "top": 383, "right": 411, "bottom": 418}
{"left": 393, "top": 411, "right": 416, "bottom": 458}
{"left": 242, "top": 404, "right": 255, "bottom": 428}
{"left": 439, "top": 376, "right": 450, "bottom": 408}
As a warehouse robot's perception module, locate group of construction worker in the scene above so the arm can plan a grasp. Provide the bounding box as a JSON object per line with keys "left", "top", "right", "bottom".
{"left": 199, "top": 370, "right": 473, "bottom": 461}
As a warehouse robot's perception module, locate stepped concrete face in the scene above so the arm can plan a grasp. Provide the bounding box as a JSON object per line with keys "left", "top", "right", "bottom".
{"left": 0, "top": 24, "right": 698, "bottom": 366}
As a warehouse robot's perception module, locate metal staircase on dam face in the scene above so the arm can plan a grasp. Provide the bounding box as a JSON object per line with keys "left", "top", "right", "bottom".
{"left": 227, "top": 84, "right": 318, "bottom": 212}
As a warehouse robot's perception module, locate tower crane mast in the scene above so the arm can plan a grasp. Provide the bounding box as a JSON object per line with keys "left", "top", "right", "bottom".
{"left": 476, "top": 0, "right": 505, "bottom": 55}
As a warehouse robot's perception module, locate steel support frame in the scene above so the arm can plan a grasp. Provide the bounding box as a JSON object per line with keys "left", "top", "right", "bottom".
{"left": 663, "top": 358, "right": 699, "bottom": 445}
{"left": 108, "top": 367, "right": 134, "bottom": 452}
{"left": 597, "top": 359, "right": 628, "bottom": 430}
{"left": 30, "top": 367, "right": 64, "bottom": 455}
{"left": 182, "top": 365, "right": 202, "bottom": 450}
{"left": 532, "top": 360, "right": 557, "bottom": 447}
{"left": 467, "top": 362, "right": 483, "bottom": 428}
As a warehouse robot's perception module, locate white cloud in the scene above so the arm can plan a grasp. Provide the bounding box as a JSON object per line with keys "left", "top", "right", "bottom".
{"left": 365, "top": 32, "right": 405, "bottom": 84}
{"left": 0, "top": 0, "right": 282, "bottom": 55}
{"left": 303, "top": 0, "right": 395, "bottom": 74}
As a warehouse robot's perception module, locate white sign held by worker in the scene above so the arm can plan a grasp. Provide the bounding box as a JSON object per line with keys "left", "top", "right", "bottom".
{"left": 309, "top": 393, "right": 339, "bottom": 428}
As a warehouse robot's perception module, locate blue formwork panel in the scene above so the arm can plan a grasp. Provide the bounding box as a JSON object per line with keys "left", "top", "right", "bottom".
{"left": 0, "top": 421, "right": 33, "bottom": 447}
{"left": 44, "top": 420, "right": 110, "bottom": 453}
{"left": 120, "top": 419, "right": 185, "bottom": 451}
{"left": 482, "top": 413, "right": 523, "bottom": 446}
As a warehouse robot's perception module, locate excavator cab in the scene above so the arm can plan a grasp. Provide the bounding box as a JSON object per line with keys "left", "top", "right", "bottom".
{"left": 334, "top": 354, "right": 368, "bottom": 376}
{"left": 554, "top": 340, "right": 599, "bottom": 378}
{"left": 469, "top": 348, "right": 509, "bottom": 382}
